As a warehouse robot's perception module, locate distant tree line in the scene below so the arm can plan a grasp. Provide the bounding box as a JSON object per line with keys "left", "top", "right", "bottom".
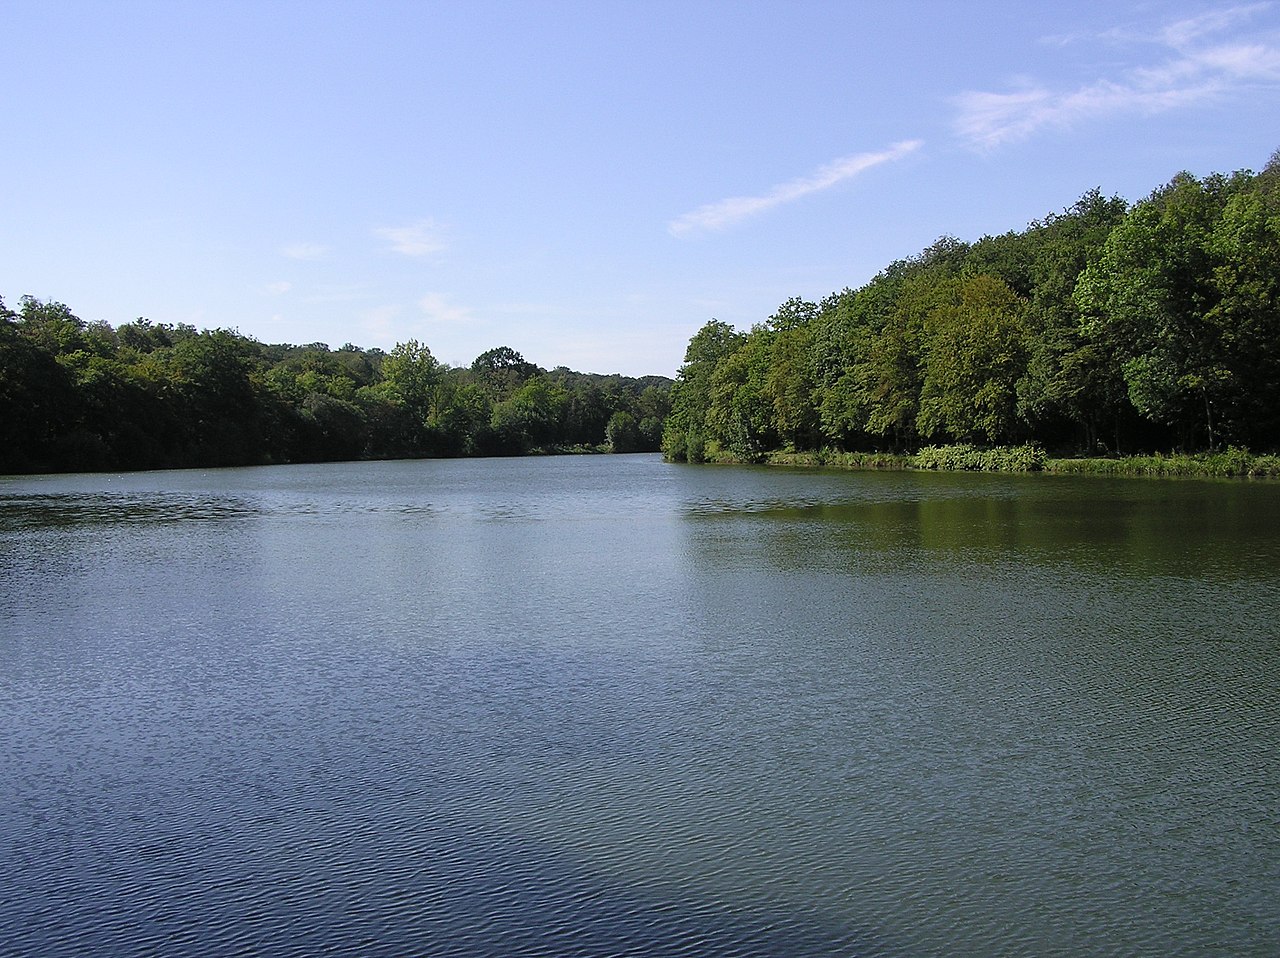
{"left": 664, "top": 156, "right": 1280, "bottom": 462}
{"left": 0, "top": 302, "right": 672, "bottom": 474}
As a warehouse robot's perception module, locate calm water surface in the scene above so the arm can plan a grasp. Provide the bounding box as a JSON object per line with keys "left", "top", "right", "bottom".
{"left": 1, "top": 455, "right": 1277, "bottom": 957}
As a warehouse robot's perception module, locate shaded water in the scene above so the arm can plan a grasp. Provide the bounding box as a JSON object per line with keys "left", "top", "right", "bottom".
{"left": 1, "top": 455, "right": 1277, "bottom": 956}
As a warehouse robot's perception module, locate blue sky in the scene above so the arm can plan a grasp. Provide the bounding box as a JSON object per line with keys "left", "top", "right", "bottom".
{"left": 3, "top": 1, "right": 1278, "bottom": 376}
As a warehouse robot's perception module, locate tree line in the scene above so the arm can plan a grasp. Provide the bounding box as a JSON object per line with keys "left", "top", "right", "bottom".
{"left": 0, "top": 302, "right": 672, "bottom": 474}
{"left": 663, "top": 155, "right": 1280, "bottom": 462}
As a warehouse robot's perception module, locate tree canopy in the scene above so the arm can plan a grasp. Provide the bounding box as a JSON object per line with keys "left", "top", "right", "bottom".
{"left": 0, "top": 298, "right": 672, "bottom": 474}
{"left": 9, "top": 153, "right": 1277, "bottom": 475}
{"left": 664, "top": 157, "right": 1280, "bottom": 462}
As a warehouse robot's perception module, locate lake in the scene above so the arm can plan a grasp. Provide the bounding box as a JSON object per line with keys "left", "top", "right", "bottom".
{"left": 1, "top": 454, "right": 1277, "bottom": 957}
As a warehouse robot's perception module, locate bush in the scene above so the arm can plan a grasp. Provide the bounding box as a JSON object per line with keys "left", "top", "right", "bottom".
{"left": 912, "top": 444, "right": 1046, "bottom": 472}
{"left": 1043, "top": 447, "right": 1280, "bottom": 478}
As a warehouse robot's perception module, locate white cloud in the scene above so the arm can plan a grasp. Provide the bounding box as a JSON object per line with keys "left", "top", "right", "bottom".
{"left": 375, "top": 220, "right": 448, "bottom": 257}
{"left": 418, "top": 293, "right": 475, "bottom": 325}
{"left": 281, "top": 242, "right": 328, "bottom": 260}
{"left": 1160, "top": 4, "right": 1270, "bottom": 49}
{"left": 264, "top": 281, "right": 292, "bottom": 296}
{"left": 668, "top": 140, "right": 923, "bottom": 237}
{"left": 953, "top": 87, "right": 1056, "bottom": 149}
{"left": 955, "top": 5, "right": 1279, "bottom": 149}
{"left": 1194, "top": 41, "right": 1280, "bottom": 78}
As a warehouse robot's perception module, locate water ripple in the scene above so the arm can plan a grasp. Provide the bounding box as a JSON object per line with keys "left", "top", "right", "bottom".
{"left": 2, "top": 459, "right": 1278, "bottom": 958}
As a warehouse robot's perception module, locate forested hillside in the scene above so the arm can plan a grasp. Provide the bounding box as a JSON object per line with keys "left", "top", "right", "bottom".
{"left": 663, "top": 157, "right": 1280, "bottom": 462}
{"left": 0, "top": 303, "right": 671, "bottom": 474}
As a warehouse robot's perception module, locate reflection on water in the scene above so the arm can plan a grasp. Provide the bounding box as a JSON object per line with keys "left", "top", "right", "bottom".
{"left": 1, "top": 457, "right": 1277, "bottom": 957}
{"left": 0, "top": 492, "right": 263, "bottom": 528}
{"left": 689, "top": 469, "right": 1280, "bottom": 580}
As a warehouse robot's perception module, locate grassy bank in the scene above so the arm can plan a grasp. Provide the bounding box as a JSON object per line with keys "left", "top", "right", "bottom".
{"left": 747, "top": 444, "right": 1280, "bottom": 479}
{"left": 1043, "top": 449, "right": 1280, "bottom": 478}
{"left": 762, "top": 449, "right": 915, "bottom": 471}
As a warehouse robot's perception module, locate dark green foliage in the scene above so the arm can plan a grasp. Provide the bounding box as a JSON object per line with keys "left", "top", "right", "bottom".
{"left": 490, "top": 376, "right": 567, "bottom": 454}
{"left": 0, "top": 300, "right": 672, "bottom": 474}
{"left": 667, "top": 154, "right": 1280, "bottom": 464}
{"left": 662, "top": 319, "right": 742, "bottom": 462}
{"left": 1075, "top": 172, "right": 1252, "bottom": 449}
{"left": 606, "top": 411, "right": 640, "bottom": 452}
{"left": 0, "top": 298, "right": 76, "bottom": 472}
{"left": 917, "top": 274, "right": 1027, "bottom": 444}
{"left": 470, "top": 346, "right": 540, "bottom": 398}
{"left": 296, "top": 394, "right": 367, "bottom": 462}
{"left": 707, "top": 327, "right": 777, "bottom": 461}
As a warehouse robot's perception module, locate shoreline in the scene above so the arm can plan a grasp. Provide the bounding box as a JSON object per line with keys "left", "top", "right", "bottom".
{"left": 695, "top": 444, "right": 1280, "bottom": 480}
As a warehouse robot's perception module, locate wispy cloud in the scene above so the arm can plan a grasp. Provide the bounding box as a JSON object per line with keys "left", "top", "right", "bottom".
{"left": 281, "top": 242, "right": 328, "bottom": 260}
{"left": 418, "top": 293, "right": 476, "bottom": 325}
{"left": 667, "top": 140, "right": 923, "bottom": 237}
{"left": 955, "top": 4, "right": 1279, "bottom": 149}
{"left": 1160, "top": 4, "right": 1270, "bottom": 49}
{"left": 375, "top": 219, "right": 448, "bottom": 257}
{"left": 263, "top": 280, "right": 292, "bottom": 296}
{"left": 1038, "top": 25, "right": 1131, "bottom": 48}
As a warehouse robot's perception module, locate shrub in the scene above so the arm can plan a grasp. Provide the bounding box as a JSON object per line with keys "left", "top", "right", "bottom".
{"left": 913, "top": 444, "right": 1046, "bottom": 472}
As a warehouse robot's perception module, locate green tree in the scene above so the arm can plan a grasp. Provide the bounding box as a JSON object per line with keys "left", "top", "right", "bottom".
{"left": 298, "top": 393, "right": 367, "bottom": 461}
{"left": 164, "top": 329, "right": 270, "bottom": 465}
{"left": 605, "top": 411, "right": 641, "bottom": 452}
{"left": 662, "top": 320, "right": 741, "bottom": 462}
{"left": 918, "top": 274, "right": 1028, "bottom": 443}
{"left": 564, "top": 381, "right": 611, "bottom": 445}
{"left": 810, "top": 286, "right": 877, "bottom": 448}
{"left": 706, "top": 327, "right": 776, "bottom": 460}
{"left": 17, "top": 297, "right": 99, "bottom": 356}
{"left": 1015, "top": 189, "right": 1131, "bottom": 451}
{"left": 855, "top": 273, "right": 944, "bottom": 448}
{"left": 1205, "top": 186, "right": 1280, "bottom": 445}
{"left": 0, "top": 297, "right": 77, "bottom": 471}
{"left": 768, "top": 323, "right": 819, "bottom": 450}
{"left": 471, "top": 346, "right": 540, "bottom": 398}
{"left": 768, "top": 296, "right": 818, "bottom": 331}
{"left": 117, "top": 317, "right": 175, "bottom": 353}
{"left": 490, "top": 375, "right": 567, "bottom": 453}
{"left": 381, "top": 340, "right": 441, "bottom": 424}
{"left": 428, "top": 381, "right": 494, "bottom": 455}
{"left": 1076, "top": 172, "right": 1251, "bottom": 448}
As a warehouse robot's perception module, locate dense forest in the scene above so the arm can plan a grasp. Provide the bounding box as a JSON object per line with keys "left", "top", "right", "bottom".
{"left": 0, "top": 301, "right": 672, "bottom": 474}
{"left": 663, "top": 156, "right": 1280, "bottom": 463}
{"left": 8, "top": 155, "right": 1278, "bottom": 477}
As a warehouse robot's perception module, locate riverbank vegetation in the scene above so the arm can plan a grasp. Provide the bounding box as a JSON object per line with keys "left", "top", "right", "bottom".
{"left": 755, "top": 444, "right": 1280, "bottom": 478}
{"left": 0, "top": 301, "right": 671, "bottom": 474}
{"left": 663, "top": 154, "right": 1280, "bottom": 474}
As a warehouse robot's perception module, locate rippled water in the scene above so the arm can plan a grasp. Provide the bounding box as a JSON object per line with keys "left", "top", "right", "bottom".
{"left": 1, "top": 455, "right": 1278, "bottom": 957}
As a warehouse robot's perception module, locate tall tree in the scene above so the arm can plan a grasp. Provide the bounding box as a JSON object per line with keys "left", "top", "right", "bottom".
{"left": 1076, "top": 172, "right": 1251, "bottom": 448}
{"left": 662, "top": 320, "right": 741, "bottom": 462}
{"left": 1016, "top": 189, "right": 1131, "bottom": 451}
{"left": 0, "top": 298, "right": 77, "bottom": 471}
{"left": 768, "top": 323, "right": 819, "bottom": 450}
{"left": 917, "top": 274, "right": 1028, "bottom": 443}
{"left": 706, "top": 327, "right": 776, "bottom": 460}
{"left": 381, "top": 340, "right": 442, "bottom": 430}
{"left": 1206, "top": 186, "right": 1280, "bottom": 445}
{"left": 490, "top": 376, "right": 567, "bottom": 453}
{"left": 471, "top": 346, "right": 540, "bottom": 398}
